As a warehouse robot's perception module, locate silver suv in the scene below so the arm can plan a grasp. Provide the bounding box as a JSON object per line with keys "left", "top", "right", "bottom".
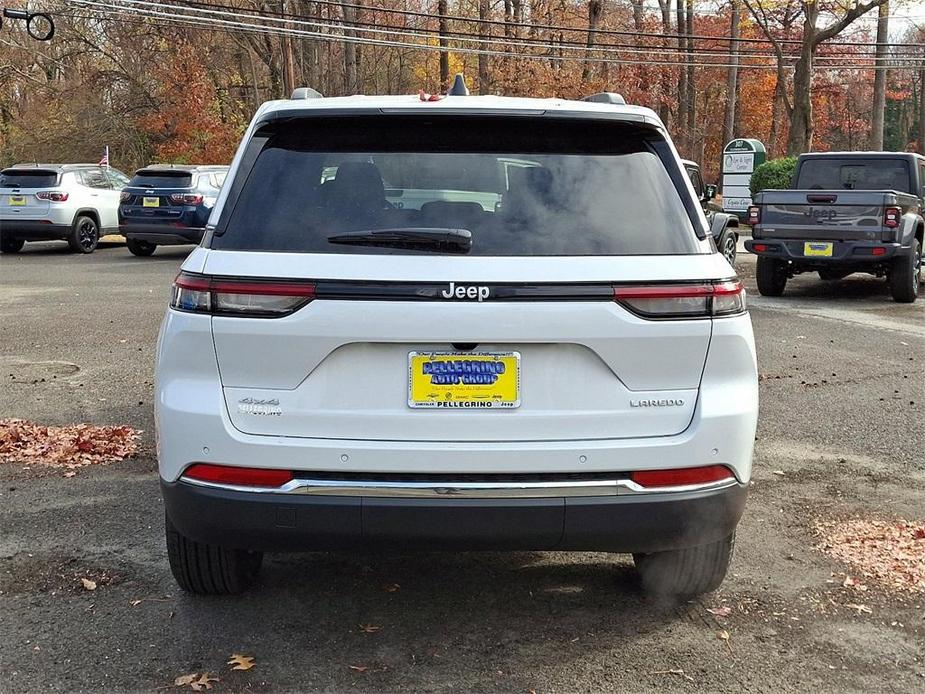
{"left": 0, "top": 164, "right": 129, "bottom": 253}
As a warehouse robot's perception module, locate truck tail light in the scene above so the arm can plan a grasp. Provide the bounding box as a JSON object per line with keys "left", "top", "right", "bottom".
{"left": 613, "top": 280, "right": 745, "bottom": 319}
{"left": 883, "top": 206, "right": 901, "bottom": 228}
{"left": 183, "top": 463, "right": 293, "bottom": 488}
{"left": 35, "top": 191, "right": 68, "bottom": 202}
{"left": 747, "top": 206, "right": 760, "bottom": 225}
{"left": 170, "top": 193, "right": 204, "bottom": 205}
{"left": 170, "top": 271, "right": 315, "bottom": 317}
{"left": 630, "top": 465, "right": 735, "bottom": 489}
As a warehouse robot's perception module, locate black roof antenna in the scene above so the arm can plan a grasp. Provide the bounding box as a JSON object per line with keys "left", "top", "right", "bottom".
{"left": 448, "top": 74, "right": 469, "bottom": 96}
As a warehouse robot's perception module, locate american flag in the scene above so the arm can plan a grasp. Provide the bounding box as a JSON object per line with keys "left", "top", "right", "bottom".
{"left": 99, "top": 146, "right": 109, "bottom": 167}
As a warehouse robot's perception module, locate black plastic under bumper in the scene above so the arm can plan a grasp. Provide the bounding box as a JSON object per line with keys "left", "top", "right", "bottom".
{"left": 745, "top": 238, "right": 907, "bottom": 264}
{"left": 1, "top": 221, "right": 71, "bottom": 240}
{"left": 161, "top": 479, "right": 748, "bottom": 553}
{"left": 121, "top": 224, "right": 204, "bottom": 245}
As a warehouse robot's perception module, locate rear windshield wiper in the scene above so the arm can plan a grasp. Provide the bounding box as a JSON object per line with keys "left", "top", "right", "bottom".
{"left": 327, "top": 227, "right": 472, "bottom": 253}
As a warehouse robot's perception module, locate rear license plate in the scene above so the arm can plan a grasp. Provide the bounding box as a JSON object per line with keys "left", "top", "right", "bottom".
{"left": 804, "top": 241, "right": 833, "bottom": 257}
{"left": 8, "top": 195, "right": 25, "bottom": 206}
{"left": 408, "top": 351, "right": 521, "bottom": 409}
{"left": 142, "top": 197, "right": 160, "bottom": 208}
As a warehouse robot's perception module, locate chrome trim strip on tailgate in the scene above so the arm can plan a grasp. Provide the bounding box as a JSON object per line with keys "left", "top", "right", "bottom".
{"left": 179, "top": 476, "right": 739, "bottom": 498}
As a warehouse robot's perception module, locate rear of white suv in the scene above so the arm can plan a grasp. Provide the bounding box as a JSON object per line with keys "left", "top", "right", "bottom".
{"left": 156, "top": 92, "right": 758, "bottom": 596}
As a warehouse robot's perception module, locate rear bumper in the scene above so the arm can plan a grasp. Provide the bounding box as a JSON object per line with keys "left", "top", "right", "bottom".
{"left": 0, "top": 221, "right": 71, "bottom": 240}
{"left": 120, "top": 224, "right": 204, "bottom": 245}
{"left": 745, "top": 238, "right": 906, "bottom": 263}
{"left": 162, "top": 477, "right": 748, "bottom": 552}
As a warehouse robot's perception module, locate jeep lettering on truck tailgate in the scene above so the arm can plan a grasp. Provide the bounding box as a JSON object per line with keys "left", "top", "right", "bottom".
{"left": 155, "top": 83, "right": 758, "bottom": 598}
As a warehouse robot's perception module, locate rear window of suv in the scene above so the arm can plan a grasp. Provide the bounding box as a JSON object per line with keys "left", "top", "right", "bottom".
{"left": 0, "top": 170, "right": 58, "bottom": 188}
{"left": 212, "top": 116, "right": 702, "bottom": 256}
{"left": 129, "top": 171, "right": 194, "bottom": 188}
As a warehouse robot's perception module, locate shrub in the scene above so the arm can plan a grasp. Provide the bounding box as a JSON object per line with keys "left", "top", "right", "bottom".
{"left": 749, "top": 157, "right": 798, "bottom": 195}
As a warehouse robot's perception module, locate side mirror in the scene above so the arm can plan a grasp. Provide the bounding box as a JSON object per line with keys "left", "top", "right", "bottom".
{"left": 703, "top": 184, "right": 717, "bottom": 201}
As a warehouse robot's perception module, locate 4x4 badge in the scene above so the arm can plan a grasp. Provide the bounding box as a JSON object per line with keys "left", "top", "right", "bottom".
{"left": 441, "top": 282, "right": 490, "bottom": 302}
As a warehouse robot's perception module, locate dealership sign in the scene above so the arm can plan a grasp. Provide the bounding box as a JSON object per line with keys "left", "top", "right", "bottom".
{"left": 721, "top": 139, "right": 766, "bottom": 216}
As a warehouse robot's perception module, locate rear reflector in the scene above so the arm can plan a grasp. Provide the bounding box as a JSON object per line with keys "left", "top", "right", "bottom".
{"left": 630, "top": 465, "right": 735, "bottom": 488}
{"left": 872, "top": 247, "right": 888, "bottom": 256}
{"left": 613, "top": 280, "right": 745, "bottom": 318}
{"left": 184, "top": 463, "right": 293, "bottom": 488}
{"left": 171, "top": 271, "right": 315, "bottom": 317}
{"left": 751, "top": 243, "right": 768, "bottom": 252}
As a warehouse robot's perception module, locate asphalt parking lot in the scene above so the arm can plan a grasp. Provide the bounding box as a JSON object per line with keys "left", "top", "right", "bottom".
{"left": 1, "top": 242, "right": 923, "bottom": 693}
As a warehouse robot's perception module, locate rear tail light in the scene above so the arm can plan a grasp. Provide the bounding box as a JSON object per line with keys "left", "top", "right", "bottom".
{"left": 630, "top": 465, "right": 735, "bottom": 489}
{"left": 35, "top": 191, "right": 68, "bottom": 202}
{"left": 747, "top": 206, "right": 760, "bottom": 225}
{"left": 613, "top": 280, "right": 745, "bottom": 319}
{"left": 170, "top": 193, "right": 204, "bottom": 205}
{"left": 120, "top": 191, "right": 131, "bottom": 202}
{"left": 171, "top": 271, "right": 315, "bottom": 317}
{"left": 883, "top": 206, "right": 901, "bottom": 228}
{"left": 183, "top": 463, "right": 293, "bottom": 488}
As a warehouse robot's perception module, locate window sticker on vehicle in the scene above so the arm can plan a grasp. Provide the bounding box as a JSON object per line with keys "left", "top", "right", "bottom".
{"left": 408, "top": 351, "right": 521, "bottom": 409}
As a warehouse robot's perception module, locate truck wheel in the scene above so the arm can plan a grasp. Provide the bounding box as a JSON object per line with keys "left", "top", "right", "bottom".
{"left": 889, "top": 239, "right": 921, "bottom": 303}
{"left": 126, "top": 239, "right": 157, "bottom": 257}
{"left": 633, "top": 534, "right": 734, "bottom": 597}
{"left": 756, "top": 257, "right": 787, "bottom": 296}
{"left": 67, "top": 215, "right": 99, "bottom": 254}
{"left": 0, "top": 236, "right": 24, "bottom": 253}
{"left": 718, "top": 228, "right": 737, "bottom": 266}
{"left": 818, "top": 269, "right": 851, "bottom": 281}
{"left": 165, "top": 514, "right": 263, "bottom": 595}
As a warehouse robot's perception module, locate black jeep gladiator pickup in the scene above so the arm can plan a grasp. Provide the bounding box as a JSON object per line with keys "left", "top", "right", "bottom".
{"left": 744, "top": 152, "right": 923, "bottom": 303}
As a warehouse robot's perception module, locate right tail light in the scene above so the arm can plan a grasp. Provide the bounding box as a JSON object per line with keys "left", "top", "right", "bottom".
{"left": 883, "top": 206, "right": 901, "bottom": 228}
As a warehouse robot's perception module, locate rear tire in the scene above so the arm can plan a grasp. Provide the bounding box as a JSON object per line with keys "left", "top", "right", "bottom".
{"left": 756, "top": 257, "right": 787, "bottom": 296}
{"left": 165, "top": 514, "right": 263, "bottom": 595}
{"left": 633, "top": 534, "right": 735, "bottom": 597}
{"left": 718, "top": 228, "right": 737, "bottom": 266}
{"left": 818, "top": 269, "right": 851, "bottom": 281}
{"left": 0, "top": 236, "right": 24, "bottom": 253}
{"left": 67, "top": 215, "right": 99, "bottom": 253}
{"left": 126, "top": 238, "right": 157, "bottom": 257}
{"left": 889, "top": 239, "right": 921, "bottom": 303}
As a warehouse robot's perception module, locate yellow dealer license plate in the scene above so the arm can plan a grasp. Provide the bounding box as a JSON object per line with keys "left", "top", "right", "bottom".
{"left": 142, "top": 197, "right": 160, "bottom": 208}
{"left": 804, "top": 241, "right": 833, "bottom": 257}
{"left": 408, "top": 351, "right": 521, "bottom": 409}
{"left": 8, "top": 195, "right": 26, "bottom": 206}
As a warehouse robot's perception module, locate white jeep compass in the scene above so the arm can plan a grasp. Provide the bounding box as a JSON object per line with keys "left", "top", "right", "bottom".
{"left": 155, "top": 85, "right": 758, "bottom": 597}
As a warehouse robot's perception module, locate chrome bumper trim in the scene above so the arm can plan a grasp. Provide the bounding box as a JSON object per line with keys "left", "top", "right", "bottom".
{"left": 179, "top": 475, "right": 739, "bottom": 498}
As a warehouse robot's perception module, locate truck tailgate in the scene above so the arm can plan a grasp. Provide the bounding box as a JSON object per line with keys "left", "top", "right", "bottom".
{"left": 755, "top": 189, "right": 899, "bottom": 241}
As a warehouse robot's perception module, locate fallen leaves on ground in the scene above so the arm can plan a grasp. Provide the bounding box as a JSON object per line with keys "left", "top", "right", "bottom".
{"left": 227, "top": 654, "right": 255, "bottom": 671}
{"left": 707, "top": 606, "right": 732, "bottom": 617}
{"left": 359, "top": 624, "right": 382, "bottom": 633}
{"left": 382, "top": 583, "right": 400, "bottom": 592}
{"left": 174, "top": 673, "right": 219, "bottom": 690}
{"left": 845, "top": 603, "right": 873, "bottom": 615}
{"left": 0, "top": 418, "right": 138, "bottom": 469}
{"left": 349, "top": 665, "right": 369, "bottom": 673}
{"left": 815, "top": 518, "right": 925, "bottom": 593}
{"left": 80, "top": 578, "right": 97, "bottom": 591}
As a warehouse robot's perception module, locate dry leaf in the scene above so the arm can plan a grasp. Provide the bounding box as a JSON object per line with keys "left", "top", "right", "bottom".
{"left": 772, "top": 470, "right": 786, "bottom": 476}
{"left": 0, "top": 418, "right": 138, "bottom": 468}
{"left": 383, "top": 583, "right": 400, "bottom": 592}
{"left": 717, "top": 629, "right": 730, "bottom": 641}
{"left": 81, "top": 578, "right": 97, "bottom": 591}
{"left": 707, "top": 606, "right": 732, "bottom": 617}
{"left": 190, "top": 673, "right": 219, "bottom": 691}
{"left": 845, "top": 603, "right": 873, "bottom": 615}
{"left": 349, "top": 665, "right": 369, "bottom": 672}
{"left": 63, "top": 470, "right": 77, "bottom": 478}
{"left": 130, "top": 599, "right": 143, "bottom": 607}
{"left": 174, "top": 674, "right": 197, "bottom": 686}
{"left": 227, "top": 654, "right": 255, "bottom": 671}
{"left": 359, "top": 624, "right": 382, "bottom": 633}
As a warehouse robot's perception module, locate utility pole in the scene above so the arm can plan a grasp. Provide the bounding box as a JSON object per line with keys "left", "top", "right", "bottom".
{"left": 438, "top": 0, "right": 450, "bottom": 90}
{"left": 870, "top": 1, "right": 889, "bottom": 149}
{"left": 280, "top": 0, "right": 297, "bottom": 95}
{"left": 723, "top": 0, "right": 740, "bottom": 145}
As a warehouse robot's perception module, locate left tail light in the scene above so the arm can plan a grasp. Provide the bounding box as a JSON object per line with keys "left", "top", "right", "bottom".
{"left": 170, "top": 271, "right": 316, "bottom": 317}
{"left": 170, "top": 193, "right": 204, "bottom": 205}
{"left": 35, "top": 191, "right": 68, "bottom": 202}
{"left": 747, "top": 206, "right": 760, "bottom": 225}
{"left": 613, "top": 280, "right": 745, "bottom": 319}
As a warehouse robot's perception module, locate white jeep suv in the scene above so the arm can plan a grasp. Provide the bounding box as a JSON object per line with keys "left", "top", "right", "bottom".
{"left": 156, "top": 86, "right": 758, "bottom": 597}
{"left": 0, "top": 164, "right": 129, "bottom": 253}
